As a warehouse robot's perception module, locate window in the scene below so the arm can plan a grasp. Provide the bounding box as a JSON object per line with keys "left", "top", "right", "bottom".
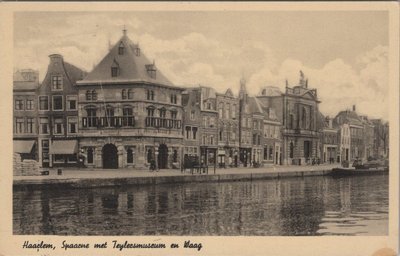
{"left": 210, "top": 135, "right": 214, "bottom": 145}
{"left": 173, "top": 150, "right": 178, "bottom": 162}
{"left": 53, "top": 95, "right": 63, "bottom": 110}
{"left": 269, "top": 146, "right": 273, "bottom": 160}
{"left": 289, "top": 142, "right": 294, "bottom": 158}
{"left": 52, "top": 75, "right": 63, "bottom": 90}
{"left": 159, "top": 108, "right": 166, "bottom": 118}
{"left": 111, "top": 67, "right": 119, "bottom": 77}
{"left": 192, "top": 127, "right": 198, "bottom": 140}
{"left": 68, "top": 117, "right": 77, "bottom": 134}
{"left": 202, "top": 135, "right": 207, "bottom": 144}
{"left": 190, "top": 111, "right": 195, "bottom": 120}
{"left": 226, "top": 103, "right": 230, "bottom": 119}
{"left": 170, "top": 94, "right": 177, "bottom": 104}
{"left": 123, "top": 107, "right": 134, "bottom": 126}
{"left": 185, "top": 126, "right": 191, "bottom": 139}
{"left": 219, "top": 103, "right": 223, "bottom": 118}
{"left": 54, "top": 118, "right": 63, "bottom": 134}
{"left": 26, "top": 99, "right": 34, "bottom": 110}
{"left": 87, "top": 148, "right": 94, "bottom": 164}
{"left": 15, "top": 118, "right": 24, "bottom": 134}
{"left": 66, "top": 96, "right": 77, "bottom": 110}
{"left": 219, "top": 129, "right": 223, "bottom": 141}
{"left": 232, "top": 104, "right": 236, "bottom": 118}
{"left": 127, "top": 89, "right": 133, "bottom": 99}
{"left": 147, "top": 107, "right": 155, "bottom": 117}
{"left": 86, "top": 108, "right": 97, "bottom": 127}
{"left": 26, "top": 118, "right": 34, "bottom": 133}
{"left": 264, "top": 147, "right": 268, "bottom": 160}
{"left": 118, "top": 42, "right": 125, "bottom": 55}
{"left": 147, "top": 90, "right": 154, "bottom": 100}
{"left": 15, "top": 99, "right": 24, "bottom": 110}
{"left": 127, "top": 148, "right": 134, "bottom": 164}
{"left": 40, "top": 117, "right": 49, "bottom": 134}
{"left": 171, "top": 111, "right": 177, "bottom": 119}
{"left": 122, "top": 89, "right": 127, "bottom": 100}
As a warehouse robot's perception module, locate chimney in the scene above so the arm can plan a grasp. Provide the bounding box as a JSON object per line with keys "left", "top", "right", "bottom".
{"left": 352, "top": 105, "right": 356, "bottom": 112}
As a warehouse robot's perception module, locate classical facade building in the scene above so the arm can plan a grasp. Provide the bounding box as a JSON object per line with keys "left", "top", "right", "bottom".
{"left": 76, "top": 29, "right": 184, "bottom": 169}
{"left": 338, "top": 123, "right": 351, "bottom": 163}
{"left": 37, "top": 54, "right": 86, "bottom": 167}
{"left": 13, "top": 69, "right": 40, "bottom": 160}
{"left": 216, "top": 88, "right": 239, "bottom": 167}
{"left": 257, "top": 71, "right": 321, "bottom": 165}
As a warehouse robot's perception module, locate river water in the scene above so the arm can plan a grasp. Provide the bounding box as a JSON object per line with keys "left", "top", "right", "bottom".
{"left": 13, "top": 174, "right": 388, "bottom": 236}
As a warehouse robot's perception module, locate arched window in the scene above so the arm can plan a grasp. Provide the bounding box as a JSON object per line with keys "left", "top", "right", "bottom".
{"left": 128, "top": 89, "right": 133, "bottom": 99}
{"left": 159, "top": 108, "right": 166, "bottom": 118}
{"left": 127, "top": 148, "right": 133, "bottom": 164}
{"left": 87, "top": 148, "right": 94, "bottom": 164}
{"left": 122, "top": 89, "right": 127, "bottom": 100}
{"left": 290, "top": 142, "right": 294, "bottom": 158}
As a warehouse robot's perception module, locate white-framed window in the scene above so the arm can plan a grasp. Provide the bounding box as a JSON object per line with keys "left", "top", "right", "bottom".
{"left": 67, "top": 117, "right": 78, "bottom": 134}
{"left": 52, "top": 95, "right": 63, "bottom": 111}
{"left": 51, "top": 75, "right": 63, "bottom": 90}
{"left": 54, "top": 118, "right": 64, "bottom": 135}
{"left": 39, "top": 117, "right": 49, "bottom": 134}
{"left": 26, "top": 117, "right": 34, "bottom": 133}
{"left": 66, "top": 95, "right": 77, "bottom": 110}
{"left": 26, "top": 99, "right": 34, "bottom": 110}
{"left": 15, "top": 118, "right": 24, "bottom": 134}
{"left": 14, "top": 99, "right": 24, "bottom": 110}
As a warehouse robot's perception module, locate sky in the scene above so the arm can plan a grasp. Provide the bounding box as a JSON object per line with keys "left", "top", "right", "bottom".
{"left": 14, "top": 11, "right": 389, "bottom": 120}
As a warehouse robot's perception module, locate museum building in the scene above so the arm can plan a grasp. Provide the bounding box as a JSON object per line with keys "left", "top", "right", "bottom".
{"left": 76, "top": 29, "right": 185, "bottom": 169}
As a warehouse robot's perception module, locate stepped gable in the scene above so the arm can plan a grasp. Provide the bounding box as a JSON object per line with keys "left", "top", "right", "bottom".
{"left": 78, "top": 30, "right": 173, "bottom": 87}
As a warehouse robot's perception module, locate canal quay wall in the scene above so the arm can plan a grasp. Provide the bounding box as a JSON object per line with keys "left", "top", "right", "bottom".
{"left": 13, "top": 165, "right": 339, "bottom": 190}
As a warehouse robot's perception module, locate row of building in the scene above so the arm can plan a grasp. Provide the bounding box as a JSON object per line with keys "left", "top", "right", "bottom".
{"left": 13, "top": 29, "right": 389, "bottom": 170}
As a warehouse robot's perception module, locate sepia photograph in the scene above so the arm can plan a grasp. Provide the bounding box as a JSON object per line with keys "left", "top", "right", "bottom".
{"left": 1, "top": 2, "right": 399, "bottom": 256}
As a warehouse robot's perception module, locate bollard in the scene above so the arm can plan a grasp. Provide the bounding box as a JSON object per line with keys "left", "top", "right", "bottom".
{"left": 57, "top": 168, "right": 62, "bottom": 175}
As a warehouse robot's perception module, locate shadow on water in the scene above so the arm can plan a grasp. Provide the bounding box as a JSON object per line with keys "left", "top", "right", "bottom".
{"left": 13, "top": 174, "right": 388, "bottom": 236}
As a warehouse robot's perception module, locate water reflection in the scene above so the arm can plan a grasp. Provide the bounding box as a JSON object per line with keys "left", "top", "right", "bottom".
{"left": 13, "top": 174, "right": 388, "bottom": 236}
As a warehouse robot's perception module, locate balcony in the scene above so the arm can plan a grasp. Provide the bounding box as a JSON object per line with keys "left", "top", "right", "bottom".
{"left": 145, "top": 117, "right": 181, "bottom": 129}
{"left": 82, "top": 116, "right": 135, "bottom": 128}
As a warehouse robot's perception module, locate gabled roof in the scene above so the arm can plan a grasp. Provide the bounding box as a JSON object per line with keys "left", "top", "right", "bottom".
{"left": 64, "top": 62, "right": 87, "bottom": 84}
{"left": 77, "top": 31, "right": 174, "bottom": 87}
{"left": 225, "top": 88, "right": 234, "bottom": 97}
{"left": 334, "top": 110, "right": 364, "bottom": 126}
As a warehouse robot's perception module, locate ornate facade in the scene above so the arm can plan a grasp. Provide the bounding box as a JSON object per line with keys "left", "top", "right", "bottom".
{"left": 76, "top": 30, "right": 184, "bottom": 169}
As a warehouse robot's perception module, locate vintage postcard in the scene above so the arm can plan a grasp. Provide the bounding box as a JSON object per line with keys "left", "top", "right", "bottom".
{"left": 0, "top": 2, "right": 398, "bottom": 256}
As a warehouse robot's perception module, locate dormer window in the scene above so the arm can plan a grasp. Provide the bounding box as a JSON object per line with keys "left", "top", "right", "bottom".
{"left": 133, "top": 44, "right": 141, "bottom": 56}
{"left": 145, "top": 62, "right": 157, "bottom": 79}
{"left": 118, "top": 42, "right": 125, "bottom": 55}
{"left": 111, "top": 59, "right": 120, "bottom": 77}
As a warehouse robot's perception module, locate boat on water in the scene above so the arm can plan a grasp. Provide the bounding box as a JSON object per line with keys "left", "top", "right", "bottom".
{"left": 331, "top": 158, "right": 388, "bottom": 176}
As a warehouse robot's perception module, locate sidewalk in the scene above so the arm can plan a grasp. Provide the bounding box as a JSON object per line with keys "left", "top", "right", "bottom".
{"left": 14, "top": 164, "right": 340, "bottom": 181}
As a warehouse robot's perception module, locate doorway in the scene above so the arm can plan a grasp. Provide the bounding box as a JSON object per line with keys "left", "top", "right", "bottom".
{"left": 102, "top": 143, "right": 118, "bottom": 169}
{"left": 158, "top": 144, "right": 168, "bottom": 169}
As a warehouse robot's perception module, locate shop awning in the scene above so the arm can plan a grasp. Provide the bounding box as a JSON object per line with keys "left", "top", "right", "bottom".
{"left": 13, "top": 140, "right": 35, "bottom": 154}
{"left": 50, "top": 140, "right": 78, "bottom": 154}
